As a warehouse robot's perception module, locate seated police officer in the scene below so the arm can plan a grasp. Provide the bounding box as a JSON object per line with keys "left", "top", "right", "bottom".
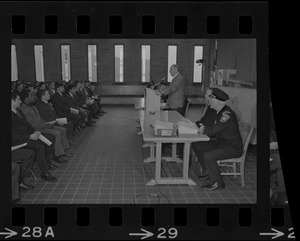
{"left": 192, "top": 88, "right": 243, "bottom": 190}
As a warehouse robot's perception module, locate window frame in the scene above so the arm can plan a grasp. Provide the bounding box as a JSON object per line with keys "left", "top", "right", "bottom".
{"left": 60, "top": 44, "right": 71, "bottom": 82}
{"left": 114, "top": 44, "right": 125, "bottom": 84}
{"left": 167, "top": 45, "right": 178, "bottom": 82}
{"left": 192, "top": 45, "right": 204, "bottom": 84}
{"left": 141, "top": 44, "right": 151, "bottom": 83}
{"left": 33, "top": 44, "right": 45, "bottom": 82}
{"left": 87, "top": 44, "right": 98, "bottom": 83}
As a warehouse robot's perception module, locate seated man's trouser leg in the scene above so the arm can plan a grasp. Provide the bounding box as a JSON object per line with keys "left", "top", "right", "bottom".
{"left": 53, "top": 125, "right": 70, "bottom": 150}
{"left": 12, "top": 162, "right": 20, "bottom": 201}
{"left": 41, "top": 133, "right": 56, "bottom": 160}
{"left": 203, "top": 145, "right": 242, "bottom": 184}
{"left": 192, "top": 141, "right": 218, "bottom": 171}
{"left": 41, "top": 129, "right": 65, "bottom": 157}
{"left": 26, "top": 139, "right": 49, "bottom": 175}
{"left": 12, "top": 149, "right": 35, "bottom": 180}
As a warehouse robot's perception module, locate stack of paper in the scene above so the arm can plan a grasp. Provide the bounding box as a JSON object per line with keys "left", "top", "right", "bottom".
{"left": 70, "top": 108, "right": 79, "bottom": 114}
{"left": 153, "top": 120, "right": 175, "bottom": 131}
{"left": 11, "top": 143, "right": 27, "bottom": 151}
{"left": 177, "top": 121, "right": 199, "bottom": 135}
{"left": 38, "top": 134, "right": 52, "bottom": 146}
{"left": 56, "top": 117, "right": 67, "bottom": 124}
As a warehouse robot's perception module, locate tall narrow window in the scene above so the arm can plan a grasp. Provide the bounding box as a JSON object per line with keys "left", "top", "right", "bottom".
{"left": 61, "top": 45, "right": 71, "bottom": 82}
{"left": 193, "top": 46, "right": 204, "bottom": 83}
{"left": 88, "top": 45, "right": 97, "bottom": 82}
{"left": 11, "top": 45, "right": 18, "bottom": 82}
{"left": 141, "top": 45, "right": 151, "bottom": 83}
{"left": 114, "top": 45, "right": 124, "bottom": 83}
{"left": 167, "top": 45, "right": 177, "bottom": 82}
{"left": 34, "top": 45, "right": 45, "bottom": 82}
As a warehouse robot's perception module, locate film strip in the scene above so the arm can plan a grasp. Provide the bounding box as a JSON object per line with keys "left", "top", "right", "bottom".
{"left": 0, "top": 1, "right": 297, "bottom": 240}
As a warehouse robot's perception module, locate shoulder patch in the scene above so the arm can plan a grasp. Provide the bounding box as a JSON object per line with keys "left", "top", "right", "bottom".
{"left": 220, "top": 111, "right": 231, "bottom": 123}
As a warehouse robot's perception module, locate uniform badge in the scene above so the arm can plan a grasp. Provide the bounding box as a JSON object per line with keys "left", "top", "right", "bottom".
{"left": 220, "top": 111, "right": 230, "bottom": 123}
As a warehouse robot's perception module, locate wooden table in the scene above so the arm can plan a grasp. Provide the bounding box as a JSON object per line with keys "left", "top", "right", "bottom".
{"left": 139, "top": 110, "right": 210, "bottom": 186}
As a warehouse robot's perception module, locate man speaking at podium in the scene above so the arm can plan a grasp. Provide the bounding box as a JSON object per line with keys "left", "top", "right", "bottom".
{"left": 159, "top": 64, "right": 185, "bottom": 116}
{"left": 158, "top": 64, "right": 186, "bottom": 158}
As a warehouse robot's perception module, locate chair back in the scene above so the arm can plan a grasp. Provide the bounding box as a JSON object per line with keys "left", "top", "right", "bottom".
{"left": 238, "top": 122, "right": 254, "bottom": 153}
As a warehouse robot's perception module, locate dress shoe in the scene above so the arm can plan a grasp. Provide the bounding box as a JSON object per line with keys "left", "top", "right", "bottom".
{"left": 93, "top": 116, "right": 100, "bottom": 119}
{"left": 90, "top": 120, "right": 96, "bottom": 124}
{"left": 54, "top": 156, "right": 68, "bottom": 163}
{"left": 19, "top": 182, "right": 35, "bottom": 190}
{"left": 198, "top": 170, "right": 209, "bottom": 179}
{"left": 86, "top": 122, "right": 94, "bottom": 127}
{"left": 100, "top": 110, "right": 106, "bottom": 114}
{"left": 48, "top": 163, "right": 58, "bottom": 170}
{"left": 63, "top": 153, "right": 74, "bottom": 157}
{"left": 40, "top": 172, "right": 57, "bottom": 182}
{"left": 203, "top": 181, "right": 225, "bottom": 190}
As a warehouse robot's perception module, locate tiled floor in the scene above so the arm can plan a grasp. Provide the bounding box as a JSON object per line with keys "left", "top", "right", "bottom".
{"left": 20, "top": 106, "right": 257, "bottom": 204}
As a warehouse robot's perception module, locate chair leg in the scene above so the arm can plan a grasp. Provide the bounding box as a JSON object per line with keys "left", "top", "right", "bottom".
{"left": 30, "top": 169, "right": 37, "bottom": 181}
{"left": 241, "top": 163, "right": 245, "bottom": 187}
{"left": 233, "top": 163, "right": 237, "bottom": 178}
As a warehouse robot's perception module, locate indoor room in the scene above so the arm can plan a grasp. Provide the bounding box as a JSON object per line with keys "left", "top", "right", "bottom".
{"left": 11, "top": 38, "right": 257, "bottom": 204}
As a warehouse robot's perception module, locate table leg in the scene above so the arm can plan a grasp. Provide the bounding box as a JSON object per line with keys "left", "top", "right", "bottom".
{"left": 183, "top": 143, "right": 190, "bottom": 180}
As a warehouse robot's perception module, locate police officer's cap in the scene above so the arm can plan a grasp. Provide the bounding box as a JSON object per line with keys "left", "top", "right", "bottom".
{"left": 210, "top": 88, "right": 229, "bottom": 101}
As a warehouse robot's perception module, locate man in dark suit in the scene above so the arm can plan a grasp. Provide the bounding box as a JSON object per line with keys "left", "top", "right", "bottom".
{"left": 36, "top": 89, "right": 74, "bottom": 140}
{"left": 11, "top": 91, "right": 57, "bottom": 182}
{"left": 51, "top": 82, "right": 83, "bottom": 132}
{"left": 64, "top": 84, "right": 95, "bottom": 126}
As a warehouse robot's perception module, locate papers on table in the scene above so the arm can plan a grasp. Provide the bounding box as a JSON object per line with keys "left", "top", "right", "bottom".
{"left": 176, "top": 119, "right": 200, "bottom": 135}
{"left": 70, "top": 108, "right": 79, "bottom": 114}
{"left": 56, "top": 117, "right": 67, "bottom": 124}
{"left": 11, "top": 143, "right": 27, "bottom": 151}
{"left": 38, "top": 134, "right": 52, "bottom": 146}
{"left": 153, "top": 120, "right": 175, "bottom": 130}
{"left": 153, "top": 120, "right": 176, "bottom": 136}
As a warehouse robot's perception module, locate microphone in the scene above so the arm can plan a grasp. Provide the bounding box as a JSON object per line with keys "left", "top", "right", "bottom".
{"left": 153, "top": 77, "right": 166, "bottom": 87}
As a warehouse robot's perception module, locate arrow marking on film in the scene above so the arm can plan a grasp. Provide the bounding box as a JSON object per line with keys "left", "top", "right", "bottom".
{"left": 259, "top": 228, "right": 284, "bottom": 239}
{"left": 129, "top": 228, "right": 154, "bottom": 240}
{"left": 0, "top": 228, "right": 18, "bottom": 239}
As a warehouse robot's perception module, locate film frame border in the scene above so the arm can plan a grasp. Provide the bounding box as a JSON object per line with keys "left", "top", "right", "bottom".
{"left": 0, "top": 1, "right": 296, "bottom": 240}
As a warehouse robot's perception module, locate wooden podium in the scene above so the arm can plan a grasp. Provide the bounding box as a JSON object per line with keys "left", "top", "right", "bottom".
{"left": 144, "top": 88, "right": 161, "bottom": 113}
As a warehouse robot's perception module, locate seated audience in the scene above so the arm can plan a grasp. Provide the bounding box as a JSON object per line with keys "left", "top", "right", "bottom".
{"left": 51, "top": 82, "right": 83, "bottom": 133}
{"left": 11, "top": 91, "right": 57, "bottom": 182}
{"left": 64, "top": 84, "right": 95, "bottom": 126}
{"left": 192, "top": 88, "right": 243, "bottom": 190}
{"left": 19, "top": 89, "right": 71, "bottom": 164}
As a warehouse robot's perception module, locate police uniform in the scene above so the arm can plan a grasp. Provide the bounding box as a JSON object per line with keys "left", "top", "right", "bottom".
{"left": 192, "top": 88, "right": 243, "bottom": 187}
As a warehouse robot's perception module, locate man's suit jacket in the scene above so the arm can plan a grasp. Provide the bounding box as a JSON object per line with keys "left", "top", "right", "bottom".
{"left": 162, "top": 73, "right": 185, "bottom": 109}
{"left": 11, "top": 110, "right": 35, "bottom": 146}
{"left": 19, "top": 104, "right": 50, "bottom": 131}
{"left": 51, "top": 92, "right": 71, "bottom": 118}
{"left": 64, "top": 93, "right": 80, "bottom": 109}
{"left": 36, "top": 100, "right": 58, "bottom": 121}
